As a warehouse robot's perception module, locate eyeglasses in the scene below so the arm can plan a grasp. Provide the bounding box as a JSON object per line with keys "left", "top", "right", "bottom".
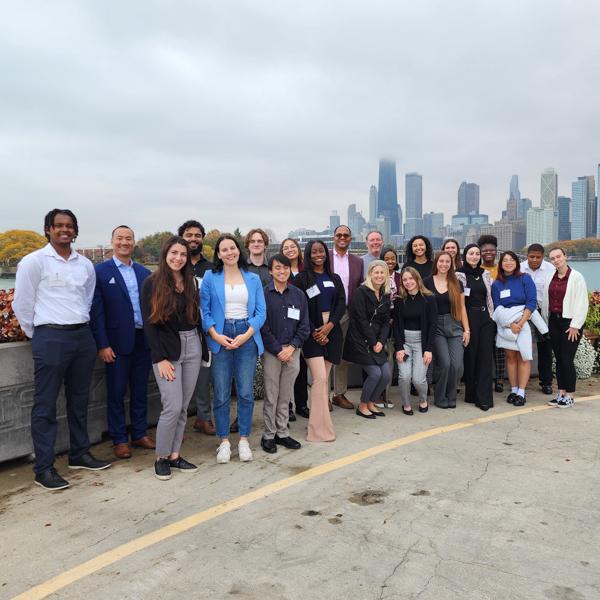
{"left": 335, "top": 233, "right": 350, "bottom": 238}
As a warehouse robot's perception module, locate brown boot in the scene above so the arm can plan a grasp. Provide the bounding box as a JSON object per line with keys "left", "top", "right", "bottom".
{"left": 332, "top": 394, "right": 354, "bottom": 409}
{"left": 193, "top": 418, "right": 216, "bottom": 436}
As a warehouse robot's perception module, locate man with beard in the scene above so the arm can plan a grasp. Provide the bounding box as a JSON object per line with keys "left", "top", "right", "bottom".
{"left": 178, "top": 220, "right": 214, "bottom": 435}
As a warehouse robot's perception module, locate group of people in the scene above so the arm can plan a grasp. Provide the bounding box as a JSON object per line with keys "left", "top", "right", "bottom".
{"left": 13, "top": 210, "right": 589, "bottom": 489}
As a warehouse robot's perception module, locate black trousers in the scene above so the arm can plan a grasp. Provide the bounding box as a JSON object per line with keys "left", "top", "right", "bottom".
{"left": 549, "top": 314, "right": 581, "bottom": 393}
{"left": 536, "top": 337, "right": 553, "bottom": 386}
{"left": 464, "top": 307, "right": 495, "bottom": 408}
{"left": 30, "top": 325, "right": 97, "bottom": 474}
{"left": 292, "top": 354, "right": 308, "bottom": 411}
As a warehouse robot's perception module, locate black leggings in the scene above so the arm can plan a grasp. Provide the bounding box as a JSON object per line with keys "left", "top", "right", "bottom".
{"left": 549, "top": 314, "right": 581, "bottom": 393}
{"left": 360, "top": 363, "right": 392, "bottom": 404}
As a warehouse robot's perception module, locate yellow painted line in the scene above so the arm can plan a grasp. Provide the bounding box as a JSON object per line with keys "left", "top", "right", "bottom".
{"left": 13, "top": 393, "right": 600, "bottom": 600}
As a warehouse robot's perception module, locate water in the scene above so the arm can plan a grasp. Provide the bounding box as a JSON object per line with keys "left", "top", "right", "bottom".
{"left": 1, "top": 277, "right": 16, "bottom": 291}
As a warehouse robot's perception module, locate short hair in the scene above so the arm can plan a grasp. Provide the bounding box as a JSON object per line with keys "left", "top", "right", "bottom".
{"left": 44, "top": 209, "right": 79, "bottom": 241}
{"left": 366, "top": 230, "right": 383, "bottom": 241}
{"left": 334, "top": 224, "right": 352, "bottom": 236}
{"left": 177, "top": 220, "right": 205, "bottom": 237}
{"left": 245, "top": 228, "right": 269, "bottom": 248}
{"left": 268, "top": 253, "right": 291, "bottom": 269}
{"left": 527, "top": 243, "right": 544, "bottom": 254}
{"left": 111, "top": 225, "right": 134, "bottom": 238}
{"left": 477, "top": 234, "right": 498, "bottom": 248}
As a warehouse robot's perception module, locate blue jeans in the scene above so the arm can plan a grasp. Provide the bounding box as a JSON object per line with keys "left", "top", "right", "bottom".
{"left": 211, "top": 319, "right": 258, "bottom": 438}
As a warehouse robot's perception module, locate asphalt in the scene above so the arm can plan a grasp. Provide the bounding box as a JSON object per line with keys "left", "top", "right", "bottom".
{"left": 2, "top": 377, "right": 600, "bottom": 600}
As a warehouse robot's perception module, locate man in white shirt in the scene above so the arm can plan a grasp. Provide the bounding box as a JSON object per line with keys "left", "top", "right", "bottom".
{"left": 13, "top": 209, "right": 111, "bottom": 490}
{"left": 520, "top": 243, "right": 556, "bottom": 395}
{"left": 362, "top": 230, "right": 384, "bottom": 277}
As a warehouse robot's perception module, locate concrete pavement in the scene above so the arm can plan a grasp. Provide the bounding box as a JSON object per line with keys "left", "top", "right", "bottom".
{"left": 2, "top": 378, "right": 600, "bottom": 600}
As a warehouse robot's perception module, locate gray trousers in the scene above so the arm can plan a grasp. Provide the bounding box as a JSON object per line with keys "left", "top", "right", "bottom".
{"left": 332, "top": 310, "right": 350, "bottom": 395}
{"left": 397, "top": 330, "right": 428, "bottom": 406}
{"left": 432, "top": 314, "right": 464, "bottom": 408}
{"left": 153, "top": 331, "right": 202, "bottom": 457}
{"left": 262, "top": 349, "right": 300, "bottom": 439}
{"left": 193, "top": 360, "right": 212, "bottom": 421}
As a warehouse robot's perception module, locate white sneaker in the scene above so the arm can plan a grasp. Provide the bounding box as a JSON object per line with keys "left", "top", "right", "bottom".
{"left": 557, "top": 395, "right": 574, "bottom": 408}
{"left": 238, "top": 440, "right": 253, "bottom": 462}
{"left": 374, "top": 402, "right": 395, "bottom": 409}
{"left": 216, "top": 440, "right": 231, "bottom": 464}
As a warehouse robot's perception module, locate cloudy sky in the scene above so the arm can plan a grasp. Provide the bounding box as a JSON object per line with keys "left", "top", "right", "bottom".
{"left": 2, "top": 0, "right": 599, "bottom": 245}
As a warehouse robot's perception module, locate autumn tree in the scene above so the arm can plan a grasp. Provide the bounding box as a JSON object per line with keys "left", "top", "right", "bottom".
{"left": 0, "top": 230, "right": 47, "bottom": 266}
{"left": 202, "top": 229, "right": 221, "bottom": 261}
{"left": 135, "top": 231, "right": 175, "bottom": 263}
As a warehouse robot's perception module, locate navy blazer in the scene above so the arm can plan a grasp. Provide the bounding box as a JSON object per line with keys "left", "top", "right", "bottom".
{"left": 200, "top": 269, "right": 267, "bottom": 355}
{"left": 90, "top": 259, "right": 151, "bottom": 355}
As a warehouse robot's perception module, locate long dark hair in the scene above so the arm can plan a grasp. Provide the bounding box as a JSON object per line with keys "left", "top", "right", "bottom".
{"left": 496, "top": 251, "right": 523, "bottom": 282}
{"left": 304, "top": 240, "right": 333, "bottom": 278}
{"left": 148, "top": 236, "right": 199, "bottom": 325}
{"left": 442, "top": 238, "right": 462, "bottom": 269}
{"left": 212, "top": 234, "right": 248, "bottom": 272}
{"left": 405, "top": 235, "right": 433, "bottom": 262}
{"left": 431, "top": 251, "right": 462, "bottom": 322}
{"left": 280, "top": 238, "right": 303, "bottom": 272}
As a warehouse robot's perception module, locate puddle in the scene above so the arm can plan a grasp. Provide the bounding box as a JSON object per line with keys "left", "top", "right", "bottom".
{"left": 348, "top": 490, "right": 388, "bottom": 505}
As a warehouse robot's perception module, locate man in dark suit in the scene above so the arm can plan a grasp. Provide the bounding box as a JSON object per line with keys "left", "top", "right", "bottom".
{"left": 329, "top": 224, "right": 363, "bottom": 409}
{"left": 90, "top": 225, "right": 154, "bottom": 459}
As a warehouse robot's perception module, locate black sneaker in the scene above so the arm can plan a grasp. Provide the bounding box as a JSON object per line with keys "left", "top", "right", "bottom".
{"left": 68, "top": 452, "right": 111, "bottom": 471}
{"left": 34, "top": 468, "right": 69, "bottom": 491}
{"left": 168, "top": 457, "right": 198, "bottom": 472}
{"left": 506, "top": 393, "right": 517, "bottom": 404}
{"left": 261, "top": 437, "right": 277, "bottom": 454}
{"left": 155, "top": 458, "right": 172, "bottom": 480}
{"left": 513, "top": 394, "right": 526, "bottom": 407}
{"left": 275, "top": 435, "right": 302, "bottom": 450}
{"left": 495, "top": 381, "right": 504, "bottom": 393}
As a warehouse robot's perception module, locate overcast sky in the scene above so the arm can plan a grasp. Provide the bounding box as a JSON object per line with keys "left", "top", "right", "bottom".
{"left": 2, "top": 1, "right": 599, "bottom": 245}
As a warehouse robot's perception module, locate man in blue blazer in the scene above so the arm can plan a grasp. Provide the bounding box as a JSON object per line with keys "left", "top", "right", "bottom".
{"left": 90, "top": 226, "right": 154, "bottom": 459}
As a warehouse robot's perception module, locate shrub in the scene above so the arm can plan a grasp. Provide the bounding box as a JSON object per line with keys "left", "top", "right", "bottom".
{"left": 0, "top": 288, "right": 26, "bottom": 343}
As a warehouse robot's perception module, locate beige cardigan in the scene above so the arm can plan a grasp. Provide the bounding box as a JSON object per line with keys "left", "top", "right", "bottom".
{"left": 541, "top": 268, "right": 589, "bottom": 329}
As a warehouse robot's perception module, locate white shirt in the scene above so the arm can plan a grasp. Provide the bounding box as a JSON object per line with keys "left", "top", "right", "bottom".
{"left": 520, "top": 259, "right": 555, "bottom": 306}
{"left": 224, "top": 283, "right": 249, "bottom": 319}
{"left": 13, "top": 244, "right": 96, "bottom": 338}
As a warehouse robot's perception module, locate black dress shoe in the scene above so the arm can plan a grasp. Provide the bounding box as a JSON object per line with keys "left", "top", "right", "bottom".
{"left": 168, "top": 457, "right": 198, "bottom": 472}
{"left": 296, "top": 406, "right": 310, "bottom": 419}
{"left": 479, "top": 405, "right": 491, "bottom": 411}
{"left": 261, "top": 437, "right": 277, "bottom": 453}
{"left": 494, "top": 381, "right": 504, "bottom": 393}
{"left": 506, "top": 392, "right": 517, "bottom": 404}
{"left": 356, "top": 408, "right": 376, "bottom": 419}
{"left": 513, "top": 394, "right": 526, "bottom": 407}
{"left": 230, "top": 418, "right": 239, "bottom": 433}
{"left": 68, "top": 452, "right": 111, "bottom": 471}
{"left": 288, "top": 410, "right": 297, "bottom": 422}
{"left": 418, "top": 403, "right": 428, "bottom": 413}
{"left": 275, "top": 435, "right": 302, "bottom": 449}
{"left": 448, "top": 401, "right": 456, "bottom": 408}
{"left": 541, "top": 385, "right": 553, "bottom": 395}
{"left": 370, "top": 409, "right": 385, "bottom": 417}
{"left": 402, "top": 406, "right": 414, "bottom": 415}
{"left": 34, "top": 468, "right": 69, "bottom": 491}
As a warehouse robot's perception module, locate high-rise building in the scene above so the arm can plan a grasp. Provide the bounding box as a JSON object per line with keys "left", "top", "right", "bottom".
{"left": 526, "top": 207, "right": 558, "bottom": 246}
{"left": 329, "top": 210, "right": 340, "bottom": 233}
{"left": 520, "top": 197, "right": 532, "bottom": 216}
{"left": 479, "top": 222, "right": 526, "bottom": 252}
{"left": 571, "top": 177, "right": 590, "bottom": 239}
{"left": 397, "top": 204, "right": 403, "bottom": 239}
{"left": 368, "top": 185, "right": 378, "bottom": 224}
{"left": 597, "top": 164, "right": 600, "bottom": 237}
{"left": 584, "top": 176, "right": 597, "bottom": 238}
{"left": 405, "top": 172, "right": 423, "bottom": 237}
{"left": 423, "top": 212, "right": 444, "bottom": 240}
{"left": 377, "top": 159, "right": 400, "bottom": 234}
{"left": 506, "top": 197, "right": 518, "bottom": 221}
{"left": 457, "top": 181, "right": 480, "bottom": 215}
{"left": 540, "top": 168, "right": 558, "bottom": 210}
{"left": 557, "top": 196, "right": 571, "bottom": 241}
{"left": 347, "top": 203, "right": 366, "bottom": 238}
{"left": 510, "top": 174, "right": 522, "bottom": 213}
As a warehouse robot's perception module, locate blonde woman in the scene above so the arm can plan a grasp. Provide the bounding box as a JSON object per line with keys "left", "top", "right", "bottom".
{"left": 343, "top": 260, "right": 392, "bottom": 418}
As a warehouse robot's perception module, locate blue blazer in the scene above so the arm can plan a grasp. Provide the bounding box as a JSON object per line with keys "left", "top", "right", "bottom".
{"left": 200, "top": 269, "right": 266, "bottom": 355}
{"left": 90, "top": 259, "right": 151, "bottom": 355}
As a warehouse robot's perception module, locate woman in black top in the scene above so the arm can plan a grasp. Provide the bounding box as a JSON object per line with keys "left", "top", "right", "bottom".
{"left": 394, "top": 267, "right": 437, "bottom": 414}
{"left": 456, "top": 244, "right": 495, "bottom": 410}
{"left": 343, "top": 260, "right": 392, "bottom": 419}
{"left": 424, "top": 252, "right": 469, "bottom": 409}
{"left": 293, "top": 240, "right": 345, "bottom": 442}
{"left": 402, "top": 235, "right": 434, "bottom": 280}
{"left": 141, "top": 236, "right": 205, "bottom": 481}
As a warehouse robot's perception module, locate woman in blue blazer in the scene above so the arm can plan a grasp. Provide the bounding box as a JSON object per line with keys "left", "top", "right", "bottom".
{"left": 200, "top": 234, "right": 266, "bottom": 464}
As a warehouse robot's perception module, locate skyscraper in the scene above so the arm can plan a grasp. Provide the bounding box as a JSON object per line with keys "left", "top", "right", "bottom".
{"left": 377, "top": 159, "right": 400, "bottom": 234}
{"left": 423, "top": 212, "right": 444, "bottom": 239}
{"left": 557, "top": 196, "right": 571, "bottom": 241}
{"left": 597, "top": 164, "right": 600, "bottom": 237}
{"left": 405, "top": 172, "right": 423, "bottom": 237}
{"left": 329, "top": 210, "right": 340, "bottom": 233}
{"left": 526, "top": 207, "right": 558, "bottom": 246}
{"left": 510, "top": 175, "right": 521, "bottom": 201}
{"left": 584, "top": 176, "right": 596, "bottom": 238}
{"left": 571, "top": 177, "right": 591, "bottom": 239}
{"left": 457, "top": 182, "right": 480, "bottom": 215}
{"left": 368, "top": 185, "right": 378, "bottom": 224}
{"left": 540, "top": 168, "right": 558, "bottom": 210}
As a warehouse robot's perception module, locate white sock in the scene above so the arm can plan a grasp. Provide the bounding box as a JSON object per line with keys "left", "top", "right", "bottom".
{"left": 511, "top": 387, "right": 518, "bottom": 394}
{"left": 517, "top": 388, "right": 525, "bottom": 397}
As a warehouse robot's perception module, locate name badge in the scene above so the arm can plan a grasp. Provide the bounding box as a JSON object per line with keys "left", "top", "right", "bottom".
{"left": 323, "top": 280, "right": 335, "bottom": 288}
{"left": 500, "top": 289, "right": 511, "bottom": 299}
{"left": 287, "top": 307, "right": 300, "bottom": 320}
{"left": 306, "top": 285, "right": 320, "bottom": 299}
{"left": 463, "top": 287, "right": 471, "bottom": 296}
{"left": 48, "top": 273, "right": 66, "bottom": 287}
